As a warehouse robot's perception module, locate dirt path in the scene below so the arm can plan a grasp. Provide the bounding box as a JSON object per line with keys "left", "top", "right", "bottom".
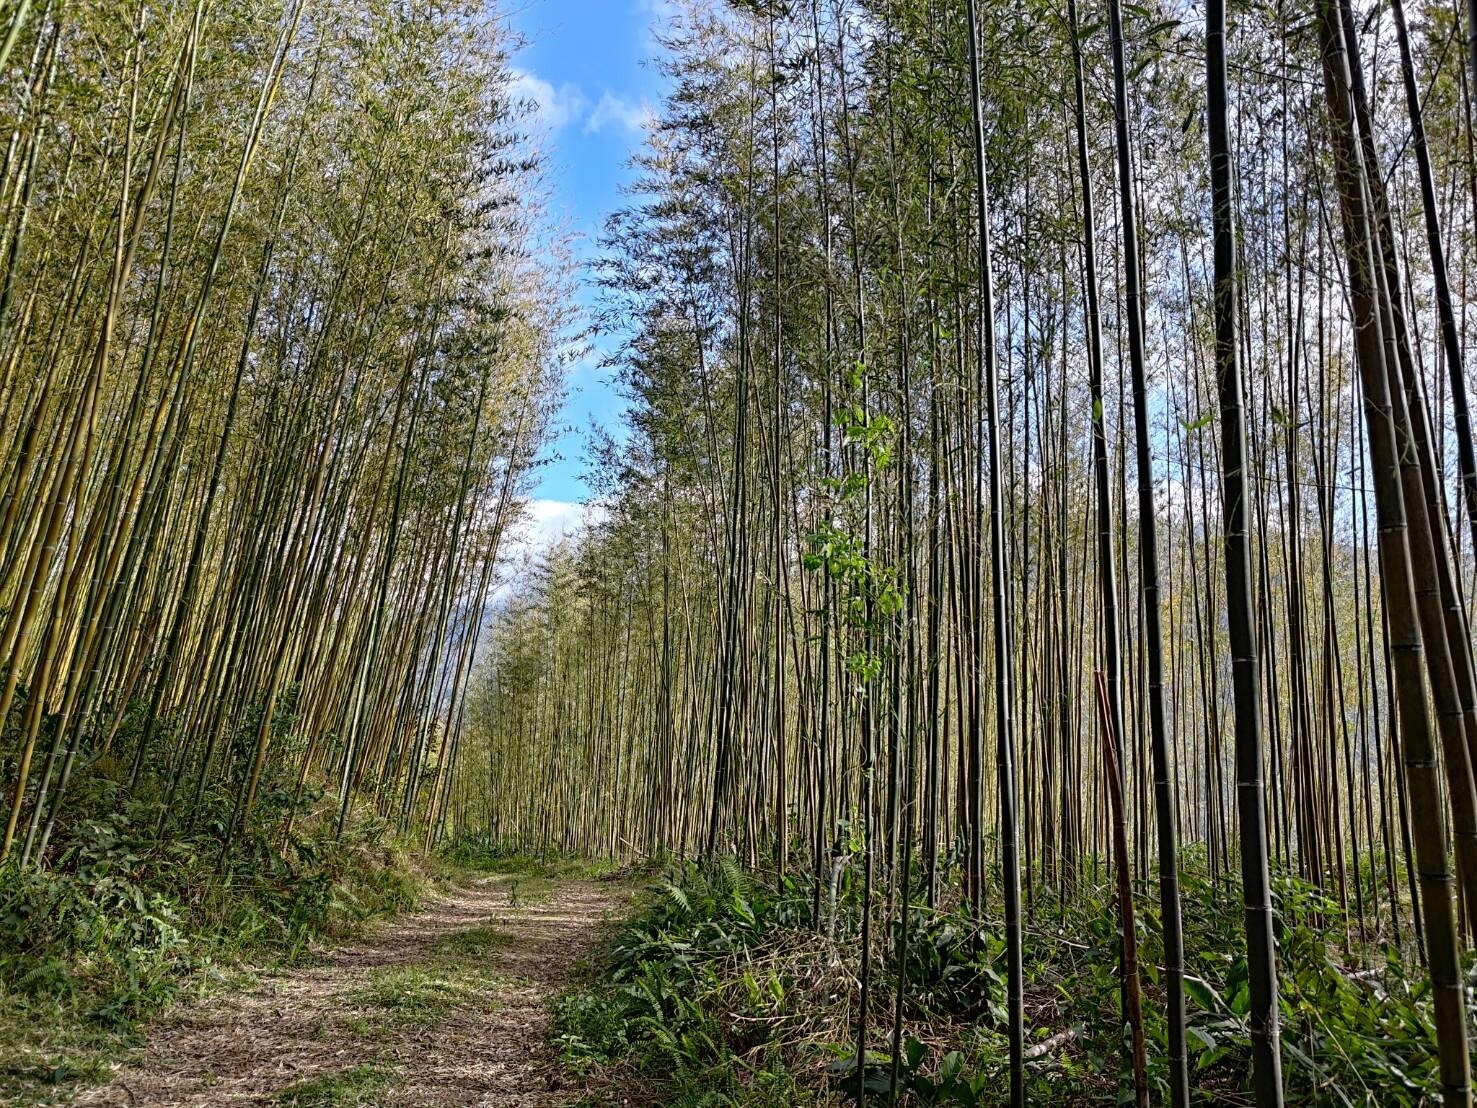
{"left": 75, "top": 875, "right": 627, "bottom": 1107}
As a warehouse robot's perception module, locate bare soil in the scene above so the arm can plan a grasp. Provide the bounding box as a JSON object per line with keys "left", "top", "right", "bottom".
{"left": 74, "top": 875, "right": 627, "bottom": 1107}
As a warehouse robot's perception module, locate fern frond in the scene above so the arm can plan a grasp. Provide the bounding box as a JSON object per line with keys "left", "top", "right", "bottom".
{"left": 660, "top": 879, "right": 691, "bottom": 915}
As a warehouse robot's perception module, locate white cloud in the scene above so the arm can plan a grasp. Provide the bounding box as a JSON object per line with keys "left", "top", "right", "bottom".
{"left": 508, "top": 68, "right": 588, "bottom": 135}
{"left": 506, "top": 67, "right": 652, "bottom": 141}
{"left": 636, "top": 0, "right": 683, "bottom": 47}
{"left": 585, "top": 91, "right": 653, "bottom": 136}
{"left": 507, "top": 498, "right": 592, "bottom": 558}
{"left": 484, "top": 499, "right": 586, "bottom": 609}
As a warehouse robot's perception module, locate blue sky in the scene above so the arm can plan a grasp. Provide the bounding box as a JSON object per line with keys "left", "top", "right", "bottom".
{"left": 504, "top": 0, "right": 672, "bottom": 515}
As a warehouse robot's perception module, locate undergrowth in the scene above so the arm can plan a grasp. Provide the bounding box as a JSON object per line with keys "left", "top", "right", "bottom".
{"left": 555, "top": 854, "right": 818, "bottom": 1106}
{"left": 0, "top": 758, "right": 433, "bottom": 1106}
{"left": 553, "top": 849, "right": 1473, "bottom": 1106}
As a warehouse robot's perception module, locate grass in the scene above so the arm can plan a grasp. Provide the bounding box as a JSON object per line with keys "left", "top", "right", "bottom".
{"left": 0, "top": 1007, "right": 116, "bottom": 1104}
{"left": 552, "top": 859, "right": 822, "bottom": 1106}
{"left": 345, "top": 915, "right": 521, "bottom": 1032}
{"left": 275, "top": 1063, "right": 392, "bottom": 1106}
{"left": 0, "top": 957, "right": 260, "bottom": 1106}
{"left": 348, "top": 962, "right": 497, "bottom": 1028}
{"left": 431, "top": 921, "right": 512, "bottom": 958}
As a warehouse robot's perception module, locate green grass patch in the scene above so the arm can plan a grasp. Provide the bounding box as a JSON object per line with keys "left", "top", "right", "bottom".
{"left": 348, "top": 961, "right": 500, "bottom": 1029}
{"left": 500, "top": 874, "right": 559, "bottom": 905}
{"left": 275, "top": 1063, "right": 391, "bottom": 1106}
{"left": 431, "top": 922, "right": 512, "bottom": 959}
{"left": 0, "top": 999, "right": 116, "bottom": 1103}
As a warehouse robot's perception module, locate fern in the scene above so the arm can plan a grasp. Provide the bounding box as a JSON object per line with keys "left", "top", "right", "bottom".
{"left": 660, "top": 879, "right": 690, "bottom": 916}
{"left": 715, "top": 853, "right": 749, "bottom": 901}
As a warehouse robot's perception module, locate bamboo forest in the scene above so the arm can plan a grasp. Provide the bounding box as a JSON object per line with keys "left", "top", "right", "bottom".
{"left": 7, "top": 0, "right": 1477, "bottom": 1103}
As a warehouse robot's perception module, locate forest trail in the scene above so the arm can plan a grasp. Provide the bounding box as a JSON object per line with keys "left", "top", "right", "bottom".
{"left": 75, "top": 875, "right": 625, "bottom": 1107}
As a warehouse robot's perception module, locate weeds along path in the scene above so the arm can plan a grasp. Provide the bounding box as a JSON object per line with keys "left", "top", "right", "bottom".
{"left": 75, "top": 875, "right": 625, "bottom": 1107}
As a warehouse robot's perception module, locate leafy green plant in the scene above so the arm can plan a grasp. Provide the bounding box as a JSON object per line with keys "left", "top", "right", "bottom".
{"left": 555, "top": 851, "right": 1467, "bottom": 1107}
{"left": 554, "top": 858, "right": 815, "bottom": 1104}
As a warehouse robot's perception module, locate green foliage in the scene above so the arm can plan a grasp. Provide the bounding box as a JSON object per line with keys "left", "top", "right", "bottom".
{"left": 554, "top": 858, "right": 816, "bottom": 1106}
{"left": 974, "top": 861, "right": 1466, "bottom": 1105}
{"left": 556, "top": 853, "right": 1469, "bottom": 1107}
{"left": 1174, "top": 872, "right": 1464, "bottom": 1106}
{"left": 804, "top": 525, "right": 906, "bottom": 634}
{"left": 886, "top": 905, "right": 1003, "bottom": 1023}
{"left": 801, "top": 356, "right": 906, "bottom": 689}
{"left": 825, "top": 1040, "right": 991, "bottom": 1106}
